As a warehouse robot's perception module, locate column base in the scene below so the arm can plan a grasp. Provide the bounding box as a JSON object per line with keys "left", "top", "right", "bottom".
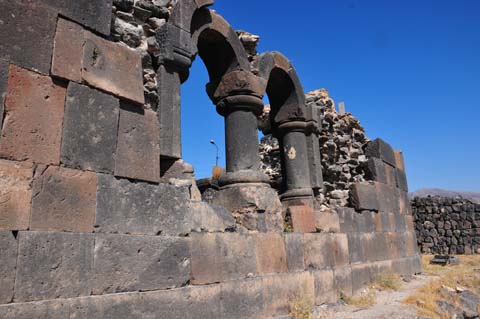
{"left": 218, "top": 169, "right": 270, "bottom": 187}
{"left": 280, "top": 188, "right": 314, "bottom": 206}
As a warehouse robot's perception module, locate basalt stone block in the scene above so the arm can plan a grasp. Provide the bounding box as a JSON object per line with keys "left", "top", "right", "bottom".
{"left": 190, "top": 233, "right": 257, "bottom": 285}
{"left": 0, "top": 160, "right": 33, "bottom": 231}
{"left": 115, "top": 104, "right": 160, "bottom": 183}
{"left": 397, "top": 189, "right": 412, "bottom": 214}
{"left": 365, "top": 157, "right": 387, "bottom": 184}
{"left": 304, "top": 234, "right": 335, "bottom": 269}
{"left": 142, "top": 285, "right": 222, "bottom": 319}
{"left": 0, "top": 299, "right": 70, "bottom": 319}
{"left": 362, "top": 210, "right": 377, "bottom": 233}
{"left": 351, "top": 183, "right": 379, "bottom": 211}
{"left": 375, "top": 182, "right": 400, "bottom": 214}
{"left": 96, "top": 174, "right": 192, "bottom": 235}
{"left": 285, "top": 233, "right": 305, "bottom": 272}
{"left": 347, "top": 233, "right": 365, "bottom": 264}
{"left": 365, "top": 138, "right": 396, "bottom": 167}
{"left": 220, "top": 277, "right": 265, "bottom": 318}
{"left": 394, "top": 212, "right": 407, "bottom": 232}
{"left": 0, "top": 58, "right": 8, "bottom": 129}
{"left": 70, "top": 293, "right": 143, "bottom": 319}
{"left": 352, "top": 212, "right": 367, "bottom": 233}
{"left": 314, "top": 209, "right": 340, "bottom": 233}
{"left": 394, "top": 150, "right": 406, "bottom": 172}
{"left": 30, "top": 166, "right": 97, "bottom": 232}
{"left": 254, "top": 233, "right": 287, "bottom": 274}
{"left": 313, "top": 270, "right": 336, "bottom": 304}
{"left": 0, "top": 231, "right": 17, "bottom": 304}
{"left": 189, "top": 201, "right": 236, "bottom": 233}
{"left": 93, "top": 234, "right": 190, "bottom": 294}
{"left": 82, "top": 34, "right": 144, "bottom": 104}
{"left": 61, "top": 82, "right": 119, "bottom": 173}
{"left": 396, "top": 169, "right": 409, "bottom": 192}
{"left": 14, "top": 231, "right": 94, "bottom": 302}
{"left": 0, "top": 1, "right": 57, "bottom": 74}
{"left": 51, "top": 18, "right": 85, "bottom": 82}
{"left": 157, "top": 65, "right": 182, "bottom": 159}
{"left": 384, "top": 163, "right": 397, "bottom": 187}
{"left": 0, "top": 65, "right": 65, "bottom": 165}
{"left": 262, "top": 272, "right": 315, "bottom": 316}
{"left": 288, "top": 205, "right": 316, "bottom": 233}
{"left": 334, "top": 266, "right": 353, "bottom": 298}
{"left": 336, "top": 207, "right": 355, "bottom": 233}
{"left": 351, "top": 263, "right": 376, "bottom": 293}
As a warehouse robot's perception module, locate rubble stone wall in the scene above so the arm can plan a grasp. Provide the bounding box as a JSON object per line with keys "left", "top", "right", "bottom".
{"left": 412, "top": 196, "right": 480, "bottom": 254}
{"left": 0, "top": 1, "right": 421, "bottom": 318}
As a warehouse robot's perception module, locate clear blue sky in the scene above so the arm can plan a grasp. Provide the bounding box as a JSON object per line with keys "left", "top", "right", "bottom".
{"left": 181, "top": 0, "right": 480, "bottom": 193}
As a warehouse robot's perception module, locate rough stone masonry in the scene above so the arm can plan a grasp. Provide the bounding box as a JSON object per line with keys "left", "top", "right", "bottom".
{"left": 0, "top": 0, "right": 421, "bottom": 318}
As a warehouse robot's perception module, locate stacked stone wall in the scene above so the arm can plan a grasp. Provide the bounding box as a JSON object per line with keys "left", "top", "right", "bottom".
{"left": 0, "top": 1, "right": 421, "bottom": 318}
{"left": 412, "top": 196, "right": 480, "bottom": 254}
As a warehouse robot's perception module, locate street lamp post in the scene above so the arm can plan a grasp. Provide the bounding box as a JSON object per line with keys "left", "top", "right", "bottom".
{"left": 210, "top": 140, "right": 219, "bottom": 167}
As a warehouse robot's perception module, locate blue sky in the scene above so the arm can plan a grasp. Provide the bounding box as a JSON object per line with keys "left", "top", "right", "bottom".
{"left": 181, "top": 0, "right": 480, "bottom": 192}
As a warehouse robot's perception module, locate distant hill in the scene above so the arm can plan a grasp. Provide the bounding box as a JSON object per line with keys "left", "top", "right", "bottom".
{"left": 410, "top": 188, "right": 480, "bottom": 204}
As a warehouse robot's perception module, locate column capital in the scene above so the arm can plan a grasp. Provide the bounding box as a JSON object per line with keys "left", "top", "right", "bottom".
{"left": 276, "top": 120, "right": 308, "bottom": 135}
{"left": 216, "top": 94, "right": 264, "bottom": 117}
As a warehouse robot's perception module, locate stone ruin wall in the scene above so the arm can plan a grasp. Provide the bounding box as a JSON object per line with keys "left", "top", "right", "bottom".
{"left": 0, "top": 1, "right": 421, "bottom": 318}
{"left": 412, "top": 196, "right": 480, "bottom": 255}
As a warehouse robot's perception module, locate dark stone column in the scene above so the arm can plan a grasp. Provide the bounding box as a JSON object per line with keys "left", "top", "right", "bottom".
{"left": 216, "top": 94, "right": 269, "bottom": 186}
{"left": 277, "top": 121, "right": 313, "bottom": 202}
{"left": 306, "top": 102, "right": 324, "bottom": 198}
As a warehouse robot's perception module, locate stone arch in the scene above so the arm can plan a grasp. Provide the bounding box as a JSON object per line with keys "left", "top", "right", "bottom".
{"left": 253, "top": 52, "right": 316, "bottom": 202}
{"left": 156, "top": 0, "right": 268, "bottom": 187}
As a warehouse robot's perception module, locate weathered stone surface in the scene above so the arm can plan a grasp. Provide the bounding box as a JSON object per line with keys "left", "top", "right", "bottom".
{"left": 0, "top": 160, "right": 33, "bottom": 231}
{"left": 396, "top": 168, "right": 409, "bottom": 192}
{"left": 220, "top": 277, "right": 265, "bottom": 319}
{"left": 190, "top": 233, "right": 257, "bottom": 285}
{"left": 188, "top": 201, "right": 237, "bottom": 233}
{"left": 365, "top": 157, "right": 387, "bottom": 184}
{"left": 30, "top": 166, "right": 97, "bottom": 232}
{"left": 115, "top": 104, "right": 160, "bottom": 183}
{"left": 336, "top": 207, "right": 355, "bottom": 233}
{"left": 70, "top": 293, "right": 143, "bottom": 319}
{"left": 334, "top": 266, "right": 353, "bottom": 297}
{"left": 262, "top": 272, "right": 315, "bottom": 316}
{"left": 314, "top": 209, "right": 341, "bottom": 233}
{"left": 347, "top": 233, "right": 365, "bottom": 264}
{"left": 0, "top": 299, "right": 70, "bottom": 319}
{"left": 14, "top": 231, "right": 94, "bottom": 302}
{"left": 365, "top": 138, "right": 396, "bottom": 167}
{"left": 51, "top": 18, "right": 85, "bottom": 82}
{"left": 142, "top": 285, "right": 222, "bottom": 319}
{"left": 285, "top": 233, "right": 305, "bottom": 272}
{"left": 157, "top": 65, "right": 182, "bottom": 159}
{"left": 253, "top": 233, "right": 287, "bottom": 274}
{"left": 93, "top": 234, "right": 190, "bottom": 294}
{"left": 304, "top": 234, "right": 349, "bottom": 269}
{"left": 375, "top": 182, "right": 400, "bottom": 214}
{"left": 0, "top": 65, "right": 65, "bottom": 165}
{"left": 351, "top": 182, "right": 379, "bottom": 211}
{"left": 49, "top": 0, "right": 112, "bottom": 35}
{"left": 0, "top": 1, "right": 57, "bottom": 74}
{"left": 393, "top": 150, "right": 405, "bottom": 171}
{"left": 288, "top": 205, "right": 316, "bottom": 233}
{"left": 82, "top": 33, "right": 144, "bottom": 104}
{"left": 96, "top": 174, "right": 193, "bottom": 235}
{"left": 313, "top": 270, "right": 336, "bottom": 304}
{"left": 0, "top": 231, "right": 17, "bottom": 304}
{"left": 61, "top": 82, "right": 119, "bottom": 173}
{"left": 210, "top": 184, "right": 283, "bottom": 232}
{"left": 0, "top": 58, "right": 8, "bottom": 129}
{"left": 351, "top": 263, "right": 377, "bottom": 293}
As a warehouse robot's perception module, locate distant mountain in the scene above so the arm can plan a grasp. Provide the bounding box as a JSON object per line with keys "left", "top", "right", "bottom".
{"left": 410, "top": 188, "right": 480, "bottom": 204}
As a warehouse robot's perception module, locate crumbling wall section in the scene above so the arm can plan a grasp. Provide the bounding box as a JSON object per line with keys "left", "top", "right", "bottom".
{"left": 412, "top": 196, "right": 480, "bottom": 254}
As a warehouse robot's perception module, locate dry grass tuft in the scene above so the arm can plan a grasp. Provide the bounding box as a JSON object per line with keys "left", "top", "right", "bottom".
{"left": 404, "top": 255, "right": 480, "bottom": 319}
{"left": 341, "top": 290, "right": 377, "bottom": 308}
{"left": 289, "top": 296, "right": 314, "bottom": 319}
{"left": 372, "top": 270, "right": 402, "bottom": 291}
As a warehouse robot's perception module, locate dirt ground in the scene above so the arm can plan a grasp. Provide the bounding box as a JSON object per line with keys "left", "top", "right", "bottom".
{"left": 314, "top": 275, "right": 431, "bottom": 319}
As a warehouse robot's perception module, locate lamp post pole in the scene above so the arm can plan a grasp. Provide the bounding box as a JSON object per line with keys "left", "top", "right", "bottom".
{"left": 210, "top": 140, "right": 219, "bottom": 167}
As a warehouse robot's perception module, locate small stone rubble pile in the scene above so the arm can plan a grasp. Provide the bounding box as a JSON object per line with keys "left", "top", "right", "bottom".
{"left": 259, "top": 88, "right": 371, "bottom": 207}
{"left": 412, "top": 196, "right": 480, "bottom": 254}
{"left": 111, "top": 0, "right": 175, "bottom": 109}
